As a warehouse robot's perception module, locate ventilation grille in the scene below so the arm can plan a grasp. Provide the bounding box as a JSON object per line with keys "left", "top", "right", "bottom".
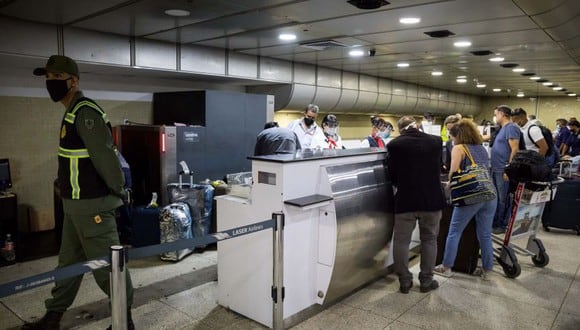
{"left": 424, "top": 30, "right": 455, "bottom": 38}
{"left": 500, "top": 63, "right": 519, "bottom": 68}
{"left": 300, "top": 40, "right": 348, "bottom": 51}
{"left": 471, "top": 50, "right": 494, "bottom": 56}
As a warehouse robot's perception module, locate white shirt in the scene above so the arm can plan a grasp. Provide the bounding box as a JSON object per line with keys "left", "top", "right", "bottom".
{"left": 520, "top": 120, "right": 544, "bottom": 153}
{"left": 287, "top": 119, "right": 326, "bottom": 149}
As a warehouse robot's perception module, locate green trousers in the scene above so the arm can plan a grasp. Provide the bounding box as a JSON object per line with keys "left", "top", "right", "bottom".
{"left": 45, "top": 209, "right": 134, "bottom": 312}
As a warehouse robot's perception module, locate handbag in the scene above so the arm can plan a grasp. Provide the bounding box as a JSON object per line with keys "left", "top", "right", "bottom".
{"left": 450, "top": 145, "right": 496, "bottom": 207}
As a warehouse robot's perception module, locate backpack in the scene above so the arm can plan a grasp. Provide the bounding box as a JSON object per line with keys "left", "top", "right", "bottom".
{"left": 528, "top": 124, "right": 560, "bottom": 166}
{"left": 505, "top": 150, "right": 552, "bottom": 183}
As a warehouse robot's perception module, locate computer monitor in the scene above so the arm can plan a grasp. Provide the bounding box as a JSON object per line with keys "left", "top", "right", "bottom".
{"left": 0, "top": 158, "right": 12, "bottom": 191}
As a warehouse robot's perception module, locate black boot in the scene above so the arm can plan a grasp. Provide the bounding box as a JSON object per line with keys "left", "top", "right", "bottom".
{"left": 106, "top": 309, "right": 134, "bottom": 330}
{"left": 21, "top": 311, "right": 63, "bottom": 330}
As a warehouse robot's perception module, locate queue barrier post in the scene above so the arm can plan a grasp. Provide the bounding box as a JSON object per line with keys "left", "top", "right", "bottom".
{"left": 272, "top": 212, "right": 285, "bottom": 330}
{"left": 110, "top": 245, "right": 128, "bottom": 330}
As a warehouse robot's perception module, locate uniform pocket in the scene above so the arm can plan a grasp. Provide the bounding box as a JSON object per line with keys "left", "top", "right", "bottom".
{"left": 82, "top": 212, "right": 117, "bottom": 238}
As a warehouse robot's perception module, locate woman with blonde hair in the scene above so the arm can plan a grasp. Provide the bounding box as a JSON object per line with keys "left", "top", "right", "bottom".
{"left": 435, "top": 119, "right": 497, "bottom": 280}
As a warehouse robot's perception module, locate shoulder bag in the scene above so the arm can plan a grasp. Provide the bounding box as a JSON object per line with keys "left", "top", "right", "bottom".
{"left": 450, "top": 145, "right": 496, "bottom": 206}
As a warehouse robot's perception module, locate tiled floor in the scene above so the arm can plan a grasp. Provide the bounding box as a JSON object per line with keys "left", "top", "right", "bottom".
{"left": 1, "top": 228, "right": 579, "bottom": 329}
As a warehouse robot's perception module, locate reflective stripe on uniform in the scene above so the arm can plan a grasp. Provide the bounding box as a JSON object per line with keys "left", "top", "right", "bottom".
{"left": 69, "top": 157, "right": 80, "bottom": 199}
{"left": 65, "top": 100, "right": 109, "bottom": 124}
{"left": 58, "top": 147, "right": 90, "bottom": 158}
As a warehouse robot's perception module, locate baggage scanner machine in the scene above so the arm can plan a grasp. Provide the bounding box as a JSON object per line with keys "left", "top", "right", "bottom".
{"left": 217, "top": 148, "right": 404, "bottom": 328}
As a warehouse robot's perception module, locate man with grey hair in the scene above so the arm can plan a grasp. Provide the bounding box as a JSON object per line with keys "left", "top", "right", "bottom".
{"left": 386, "top": 116, "right": 446, "bottom": 294}
{"left": 287, "top": 104, "right": 326, "bottom": 149}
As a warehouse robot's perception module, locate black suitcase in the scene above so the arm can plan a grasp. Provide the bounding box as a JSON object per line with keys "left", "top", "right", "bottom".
{"left": 436, "top": 205, "right": 480, "bottom": 274}
{"left": 131, "top": 206, "right": 161, "bottom": 247}
{"left": 542, "top": 178, "right": 580, "bottom": 235}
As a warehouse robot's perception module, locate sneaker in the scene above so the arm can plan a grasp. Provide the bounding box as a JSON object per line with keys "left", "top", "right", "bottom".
{"left": 492, "top": 227, "right": 506, "bottom": 235}
{"left": 399, "top": 281, "right": 413, "bottom": 294}
{"left": 419, "top": 279, "right": 439, "bottom": 293}
{"left": 21, "top": 311, "right": 63, "bottom": 330}
{"left": 473, "top": 268, "right": 491, "bottom": 281}
{"left": 433, "top": 264, "right": 454, "bottom": 278}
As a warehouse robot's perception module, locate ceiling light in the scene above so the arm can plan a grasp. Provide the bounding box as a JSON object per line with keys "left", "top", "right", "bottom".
{"left": 529, "top": 76, "right": 541, "bottom": 80}
{"left": 454, "top": 41, "right": 472, "bottom": 47}
{"left": 164, "top": 9, "right": 191, "bottom": 17}
{"left": 476, "top": 83, "right": 486, "bottom": 88}
{"left": 397, "top": 62, "right": 410, "bottom": 68}
{"left": 457, "top": 75, "right": 467, "bottom": 79}
{"left": 553, "top": 86, "right": 563, "bottom": 90}
{"left": 489, "top": 57, "right": 504, "bottom": 62}
{"left": 512, "top": 68, "right": 525, "bottom": 72}
{"left": 400, "top": 17, "right": 421, "bottom": 24}
{"left": 542, "top": 82, "right": 553, "bottom": 86}
{"left": 431, "top": 71, "right": 443, "bottom": 76}
{"left": 517, "top": 93, "right": 525, "bottom": 97}
{"left": 349, "top": 49, "right": 365, "bottom": 57}
{"left": 567, "top": 93, "right": 577, "bottom": 96}
{"left": 456, "top": 78, "right": 467, "bottom": 83}
{"left": 278, "top": 33, "right": 296, "bottom": 41}
{"left": 492, "top": 88, "right": 501, "bottom": 92}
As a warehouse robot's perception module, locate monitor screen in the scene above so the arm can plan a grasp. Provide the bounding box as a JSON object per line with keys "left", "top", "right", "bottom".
{"left": 0, "top": 158, "right": 12, "bottom": 191}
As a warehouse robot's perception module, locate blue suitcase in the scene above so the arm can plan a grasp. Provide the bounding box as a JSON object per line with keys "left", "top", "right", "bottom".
{"left": 131, "top": 206, "right": 161, "bottom": 247}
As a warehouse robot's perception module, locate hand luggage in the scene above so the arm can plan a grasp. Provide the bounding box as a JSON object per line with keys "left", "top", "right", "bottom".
{"left": 436, "top": 204, "right": 480, "bottom": 274}
{"left": 131, "top": 206, "right": 161, "bottom": 247}
{"left": 542, "top": 178, "right": 580, "bottom": 235}
{"left": 159, "top": 202, "right": 194, "bottom": 261}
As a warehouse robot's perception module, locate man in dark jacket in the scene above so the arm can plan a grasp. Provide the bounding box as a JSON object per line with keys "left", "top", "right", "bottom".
{"left": 254, "top": 121, "right": 302, "bottom": 156}
{"left": 386, "top": 116, "right": 446, "bottom": 294}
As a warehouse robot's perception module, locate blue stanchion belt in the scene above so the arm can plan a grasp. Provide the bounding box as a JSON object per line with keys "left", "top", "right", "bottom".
{"left": 0, "top": 219, "right": 274, "bottom": 298}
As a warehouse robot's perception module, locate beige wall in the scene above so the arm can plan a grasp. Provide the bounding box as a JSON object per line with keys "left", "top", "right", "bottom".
{"left": 0, "top": 96, "right": 152, "bottom": 231}
{"left": 475, "top": 96, "right": 580, "bottom": 131}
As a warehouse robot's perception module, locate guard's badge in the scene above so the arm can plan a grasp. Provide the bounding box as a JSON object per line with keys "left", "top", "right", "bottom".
{"left": 85, "top": 119, "right": 95, "bottom": 130}
{"left": 94, "top": 215, "right": 102, "bottom": 224}
{"left": 60, "top": 125, "right": 66, "bottom": 138}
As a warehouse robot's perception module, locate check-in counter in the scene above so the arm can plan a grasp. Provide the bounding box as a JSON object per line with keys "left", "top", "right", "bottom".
{"left": 216, "top": 148, "right": 395, "bottom": 328}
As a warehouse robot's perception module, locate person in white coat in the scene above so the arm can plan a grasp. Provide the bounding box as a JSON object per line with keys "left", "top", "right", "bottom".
{"left": 287, "top": 104, "right": 326, "bottom": 149}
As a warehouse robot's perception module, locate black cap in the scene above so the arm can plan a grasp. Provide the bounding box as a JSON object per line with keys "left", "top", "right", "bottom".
{"left": 33, "top": 55, "right": 79, "bottom": 77}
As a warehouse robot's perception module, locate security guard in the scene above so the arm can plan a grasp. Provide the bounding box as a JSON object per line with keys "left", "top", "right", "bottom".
{"left": 23, "top": 55, "right": 134, "bottom": 330}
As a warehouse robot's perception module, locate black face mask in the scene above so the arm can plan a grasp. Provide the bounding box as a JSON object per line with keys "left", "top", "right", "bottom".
{"left": 46, "top": 78, "right": 72, "bottom": 102}
{"left": 304, "top": 117, "right": 314, "bottom": 126}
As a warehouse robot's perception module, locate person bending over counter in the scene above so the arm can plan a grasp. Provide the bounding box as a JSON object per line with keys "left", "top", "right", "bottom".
{"left": 254, "top": 121, "right": 302, "bottom": 156}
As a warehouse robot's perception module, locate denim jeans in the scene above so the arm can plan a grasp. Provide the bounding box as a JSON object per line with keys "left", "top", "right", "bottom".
{"left": 492, "top": 169, "right": 510, "bottom": 228}
{"left": 442, "top": 199, "right": 497, "bottom": 271}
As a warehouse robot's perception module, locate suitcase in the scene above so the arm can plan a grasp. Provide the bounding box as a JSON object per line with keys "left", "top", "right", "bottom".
{"left": 159, "top": 202, "right": 194, "bottom": 261}
{"left": 542, "top": 178, "right": 580, "bottom": 235}
{"left": 131, "top": 206, "right": 161, "bottom": 247}
{"left": 436, "top": 204, "right": 480, "bottom": 274}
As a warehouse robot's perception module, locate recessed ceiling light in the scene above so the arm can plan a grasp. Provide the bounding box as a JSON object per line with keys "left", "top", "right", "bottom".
{"left": 517, "top": 93, "right": 525, "bottom": 97}
{"left": 164, "top": 9, "right": 191, "bottom": 17}
{"left": 454, "top": 41, "right": 472, "bottom": 47}
{"left": 457, "top": 75, "right": 466, "bottom": 79}
{"left": 489, "top": 57, "right": 504, "bottom": 62}
{"left": 512, "top": 68, "right": 525, "bottom": 72}
{"left": 553, "top": 86, "right": 563, "bottom": 91}
{"left": 278, "top": 33, "right": 296, "bottom": 41}
{"left": 492, "top": 88, "right": 501, "bottom": 92}
{"left": 399, "top": 17, "right": 421, "bottom": 24}
{"left": 530, "top": 76, "right": 541, "bottom": 80}
{"left": 431, "top": 71, "right": 443, "bottom": 76}
{"left": 349, "top": 49, "right": 365, "bottom": 57}
{"left": 456, "top": 78, "right": 467, "bottom": 83}
{"left": 567, "top": 93, "right": 577, "bottom": 96}
{"left": 476, "top": 83, "right": 486, "bottom": 88}
{"left": 397, "top": 62, "right": 410, "bottom": 68}
{"left": 542, "top": 82, "right": 553, "bottom": 86}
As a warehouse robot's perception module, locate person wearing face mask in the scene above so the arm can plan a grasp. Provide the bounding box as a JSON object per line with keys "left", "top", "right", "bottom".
{"left": 554, "top": 118, "right": 571, "bottom": 155}
{"left": 287, "top": 104, "right": 326, "bottom": 149}
{"left": 321, "top": 114, "right": 345, "bottom": 149}
{"left": 562, "top": 120, "right": 580, "bottom": 157}
{"left": 24, "top": 55, "right": 134, "bottom": 330}
{"left": 361, "top": 116, "right": 392, "bottom": 148}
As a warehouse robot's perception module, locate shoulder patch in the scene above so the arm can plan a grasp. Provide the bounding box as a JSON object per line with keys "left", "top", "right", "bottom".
{"left": 84, "top": 119, "right": 95, "bottom": 130}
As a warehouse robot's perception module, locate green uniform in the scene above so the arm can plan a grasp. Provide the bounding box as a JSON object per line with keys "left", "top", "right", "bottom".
{"left": 46, "top": 91, "right": 134, "bottom": 312}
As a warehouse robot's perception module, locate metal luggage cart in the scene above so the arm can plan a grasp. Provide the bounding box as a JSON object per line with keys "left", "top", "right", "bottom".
{"left": 493, "top": 177, "right": 565, "bottom": 278}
